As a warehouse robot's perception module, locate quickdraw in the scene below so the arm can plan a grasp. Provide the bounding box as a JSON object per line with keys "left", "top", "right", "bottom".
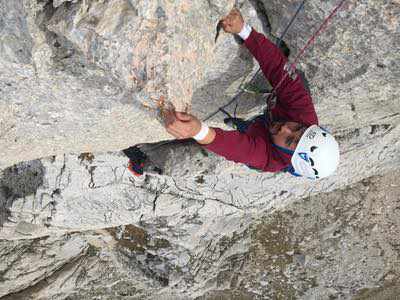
{"left": 125, "top": 0, "right": 348, "bottom": 170}
{"left": 205, "top": 0, "right": 347, "bottom": 121}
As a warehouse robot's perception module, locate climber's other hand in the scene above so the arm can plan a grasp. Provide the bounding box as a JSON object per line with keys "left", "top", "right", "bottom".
{"left": 221, "top": 8, "right": 244, "bottom": 34}
{"left": 165, "top": 111, "right": 201, "bottom": 139}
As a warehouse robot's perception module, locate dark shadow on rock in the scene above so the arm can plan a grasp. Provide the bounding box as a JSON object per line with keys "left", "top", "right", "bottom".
{"left": 36, "top": 1, "right": 125, "bottom": 96}
{"left": 123, "top": 139, "right": 220, "bottom": 178}
{"left": 248, "top": 0, "right": 272, "bottom": 34}
{"left": 191, "top": 26, "right": 295, "bottom": 122}
{"left": 123, "top": 31, "right": 311, "bottom": 175}
{"left": 0, "top": 160, "right": 45, "bottom": 227}
{"left": 247, "top": 0, "right": 291, "bottom": 58}
{"left": 190, "top": 45, "right": 255, "bottom": 120}
{"left": 296, "top": 68, "right": 311, "bottom": 94}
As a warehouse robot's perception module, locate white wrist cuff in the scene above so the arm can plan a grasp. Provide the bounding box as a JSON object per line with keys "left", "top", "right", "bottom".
{"left": 238, "top": 23, "right": 252, "bottom": 40}
{"left": 193, "top": 123, "right": 210, "bottom": 141}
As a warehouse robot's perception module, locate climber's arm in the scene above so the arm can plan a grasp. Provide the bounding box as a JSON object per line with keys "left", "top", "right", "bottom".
{"left": 201, "top": 128, "right": 269, "bottom": 170}
{"left": 243, "top": 28, "right": 317, "bottom": 118}
{"left": 164, "top": 111, "right": 269, "bottom": 170}
{"left": 222, "top": 9, "right": 318, "bottom": 123}
{"left": 221, "top": 8, "right": 289, "bottom": 90}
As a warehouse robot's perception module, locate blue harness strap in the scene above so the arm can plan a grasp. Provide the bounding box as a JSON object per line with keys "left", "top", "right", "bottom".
{"left": 271, "top": 144, "right": 302, "bottom": 177}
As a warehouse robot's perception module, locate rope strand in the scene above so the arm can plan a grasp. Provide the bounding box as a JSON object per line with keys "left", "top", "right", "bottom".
{"left": 204, "top": 0, "right": 307, "bottom": 121}
{"left": 265, "top": 0, "right": 347, "bottom": 105}
{"left": 145, "top": 1, "right": 347, "bottom": 152}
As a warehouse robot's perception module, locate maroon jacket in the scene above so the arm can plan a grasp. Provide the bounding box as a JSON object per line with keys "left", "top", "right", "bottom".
{"left": 204, "top": 29, "right": 318, "bottom": 172}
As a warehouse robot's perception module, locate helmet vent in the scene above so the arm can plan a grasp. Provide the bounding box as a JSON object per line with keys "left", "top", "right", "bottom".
{"left": 322, "top": 132, "right": 327, "bottom": 137}
{"left": 309, "top": 158, "right": 315, "bottom": 166}
{"left": 310, "top": 146, "right": 318, "bottom": 152}
{"left": 313, "top": 168, "right": 318, "bottom": 176}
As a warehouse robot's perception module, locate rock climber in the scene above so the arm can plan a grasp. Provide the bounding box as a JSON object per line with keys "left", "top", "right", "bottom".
{"left": 164, "top": 8, "right": 340, "bottom": 179}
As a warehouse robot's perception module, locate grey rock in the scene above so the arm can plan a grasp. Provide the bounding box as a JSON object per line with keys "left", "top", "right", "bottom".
{"left": 0, "top": 234, "right": 88, "bottom": 297}
{"left": 0, "top": 0, "right": 267, "bottom": 168}
{"left": 15, "top": 221, "right": 43, "bottom": 235}
{"left": 1, "top": 170, "right": 399, "bottom": 299}
{"left": 0, "top": 1, "right": 33, "bottom": 64}
{"left": 0, "top": 0, "right": 399, "bottom": 299}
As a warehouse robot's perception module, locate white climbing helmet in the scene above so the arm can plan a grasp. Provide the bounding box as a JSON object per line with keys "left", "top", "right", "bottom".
{"left": 292, "top": 125, "right": 340, "bottom": 179}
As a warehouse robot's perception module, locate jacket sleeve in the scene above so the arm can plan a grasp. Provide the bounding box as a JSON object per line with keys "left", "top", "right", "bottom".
{"left": 244, "top": 29, "right": 318, "bottom": 123}
{"left": 202, "top": 128, "right": 269, "bottom": 170}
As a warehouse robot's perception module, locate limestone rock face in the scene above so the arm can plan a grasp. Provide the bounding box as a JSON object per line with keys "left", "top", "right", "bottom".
{"left": 2, "top": 0, "right": 396, "bottom": 170}
{"left": 0, "top": 0, "right": 400, "bottom": 299}
{"left": 0, "top": 0, "right": 266, "bottom": 168}
{"left": 1, "top": 169, "right": 399, "bottom": 299}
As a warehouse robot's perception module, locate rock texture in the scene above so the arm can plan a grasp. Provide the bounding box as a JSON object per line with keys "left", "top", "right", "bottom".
{"left": 1, "top": 0, "right": 397, "bottom": 169}
{"left": 1, "top": 169, "right": 399, "bottom": 299}
{"left": 1, "top": 0, "right": 400, "bottom": 299}
{"left": 0, "top": 0, "right": 267, "bottom": 168}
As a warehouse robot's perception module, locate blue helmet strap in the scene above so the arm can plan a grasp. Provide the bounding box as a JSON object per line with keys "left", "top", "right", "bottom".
{"left": 283, "top": 165, "right": 302, "bottom": 177}
{"left": 272, "top": 143, "right": 295, "bottom": 155}
{"left": 272, "top": 143, "right": 303, "bottom": 177}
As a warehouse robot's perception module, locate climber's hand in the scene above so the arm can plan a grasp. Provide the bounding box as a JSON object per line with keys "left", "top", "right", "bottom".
{"left": 221, "top": 8, "right": 244, "bottom": 34}
{"left": 164, "top": 111, "right": 202, "bottom": 140}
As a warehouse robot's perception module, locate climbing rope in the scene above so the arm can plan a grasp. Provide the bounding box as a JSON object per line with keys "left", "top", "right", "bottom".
{"left": 231, "top": 0, "right": 307, "bottom": 121}
{"left": 265, "top": 0, "right": 347, "bottom": 105}
{"left": 203, "top": 0, "right": 306, "bottom": 121}
{"left": 139, "top": 0, "right": 346, "bottom": 153}
{"left": 204, "top": 0, "right": 346, "bottom": 122}
{"left": 276, "top": 0, "right": 306, "bottom": 48}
